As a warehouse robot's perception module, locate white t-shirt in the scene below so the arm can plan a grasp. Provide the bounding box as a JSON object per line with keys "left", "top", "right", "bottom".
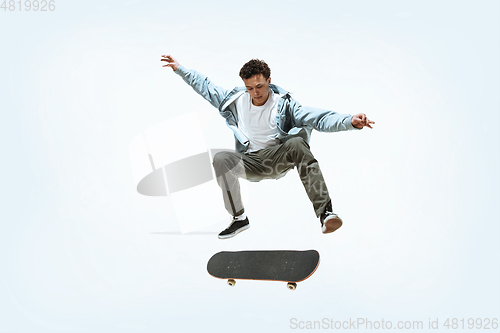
{"left": 235, "top": 89, "right": 281, "bottom": 152}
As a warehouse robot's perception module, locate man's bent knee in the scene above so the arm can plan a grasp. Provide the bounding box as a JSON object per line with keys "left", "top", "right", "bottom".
{"left": 212, "top": 151, "right": 242, "bottom": 175}
{"left": 283, "top": 137, "right": 308, "bottom": 149}
{"left": 283, "top": 137, "right": 311, "bottom": 155}
{"left": 213, "top": 151, "right": 233, "bottom": 166}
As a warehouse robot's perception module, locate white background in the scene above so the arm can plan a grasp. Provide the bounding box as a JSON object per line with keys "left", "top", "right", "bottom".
{"left": 1, "top": 0, "right": 499, "bottom": 332}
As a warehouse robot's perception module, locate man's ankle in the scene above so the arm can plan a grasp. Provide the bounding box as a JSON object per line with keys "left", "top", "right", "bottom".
{"left": 233, "top": 212, "right": 247, "bottom": 221}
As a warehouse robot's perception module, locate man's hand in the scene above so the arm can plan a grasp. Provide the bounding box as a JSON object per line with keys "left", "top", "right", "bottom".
{"left": 351, "top": 113, "right": 375, "bottom": 129}
{"left": 161, "top": 55, "right": 179, "bottom": 71}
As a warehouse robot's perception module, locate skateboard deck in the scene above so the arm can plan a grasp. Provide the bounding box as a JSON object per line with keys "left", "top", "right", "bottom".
{"left": 207, "top": 250, "right": 320, "bottom": 290}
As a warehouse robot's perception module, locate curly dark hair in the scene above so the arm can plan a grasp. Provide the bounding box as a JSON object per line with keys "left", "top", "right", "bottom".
{"left": 239, "top": 59, "right": 271, "bottom": 80}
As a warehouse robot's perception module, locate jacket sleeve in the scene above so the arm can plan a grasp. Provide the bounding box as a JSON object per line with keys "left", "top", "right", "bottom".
{"left": 289, "top": 98, "right": 360, "bottom": 132}
{"left": 174, "top": 65, "right": 230, "bottom": 109}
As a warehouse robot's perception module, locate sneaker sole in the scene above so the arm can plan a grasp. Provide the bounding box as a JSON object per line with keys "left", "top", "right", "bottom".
{"left": 218, "top": 224, "right": 250, "bottom": 239}
{"left": 322, "top": 216, "right": 343, "bottom": 234}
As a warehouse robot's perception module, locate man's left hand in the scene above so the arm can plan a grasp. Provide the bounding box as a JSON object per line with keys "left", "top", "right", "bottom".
{"left": 351, "top": 113, "right": 375, "bottom": 129}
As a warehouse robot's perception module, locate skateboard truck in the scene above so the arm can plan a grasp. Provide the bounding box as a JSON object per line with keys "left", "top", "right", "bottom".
{"left": 227, "top": 279, "right": 297, "bottom": 290}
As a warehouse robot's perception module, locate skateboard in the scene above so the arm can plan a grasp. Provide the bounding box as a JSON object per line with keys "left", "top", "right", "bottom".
{"left": 207, "top": 250, "right": 320, "bottom": 290}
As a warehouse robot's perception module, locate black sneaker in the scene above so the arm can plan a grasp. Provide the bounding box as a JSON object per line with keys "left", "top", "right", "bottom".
{"left": 320, "top": 211, "right": 343, "bottom": 234}
{"left": 218, "top": 217, "right": 250, "bottom": 239}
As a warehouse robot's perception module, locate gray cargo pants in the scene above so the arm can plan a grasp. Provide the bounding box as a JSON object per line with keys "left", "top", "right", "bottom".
{"left": 212, "top": 137, "right": 332, "bottom": 218}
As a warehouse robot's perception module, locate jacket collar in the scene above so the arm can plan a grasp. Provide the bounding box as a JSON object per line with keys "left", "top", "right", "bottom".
{"left": 219, "top": 84, "right": 291, "bottom": 112}
{"left": 269, "top": 84, "right": 290, "bottom": 96}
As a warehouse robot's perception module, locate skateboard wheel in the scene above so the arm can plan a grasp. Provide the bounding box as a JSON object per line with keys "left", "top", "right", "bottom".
{"left": 287, "top": 283, "right": 297, "bottom": 290}
{"left": 227, "top": 279, "right": 236, "bottom": 287}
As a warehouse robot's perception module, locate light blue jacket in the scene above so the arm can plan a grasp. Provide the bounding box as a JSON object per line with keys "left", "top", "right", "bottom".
{"left": 175, "top": 65, "right": 360, "bottom": 153}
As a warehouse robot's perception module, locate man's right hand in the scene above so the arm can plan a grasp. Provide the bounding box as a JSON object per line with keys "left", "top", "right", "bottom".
{"left": 161, "top": 55, "right": 179, "bottom": 71}
{"left": 351, "top": 113, "right": 375, "bottom": 129}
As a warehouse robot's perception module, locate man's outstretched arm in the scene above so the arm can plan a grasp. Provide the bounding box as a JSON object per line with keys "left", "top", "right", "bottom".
{"left": 289, "top": 97, "right": 375, "bottom": 132}
{"left": 161, "top": 55, "right": 229, "bottom": 109}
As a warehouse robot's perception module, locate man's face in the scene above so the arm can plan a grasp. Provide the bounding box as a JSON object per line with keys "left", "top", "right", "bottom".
{"left": 242, "top": 74, "right": 271, "bottom": 106}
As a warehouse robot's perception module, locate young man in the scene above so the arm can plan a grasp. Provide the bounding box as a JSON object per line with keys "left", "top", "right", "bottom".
{"left": 161, "top": 55, "right": 375, "bottom": 239}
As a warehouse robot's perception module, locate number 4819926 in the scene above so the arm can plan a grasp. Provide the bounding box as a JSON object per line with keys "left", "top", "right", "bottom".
{"left": 1, "top": 0, "right": 55, "bottom": 11}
